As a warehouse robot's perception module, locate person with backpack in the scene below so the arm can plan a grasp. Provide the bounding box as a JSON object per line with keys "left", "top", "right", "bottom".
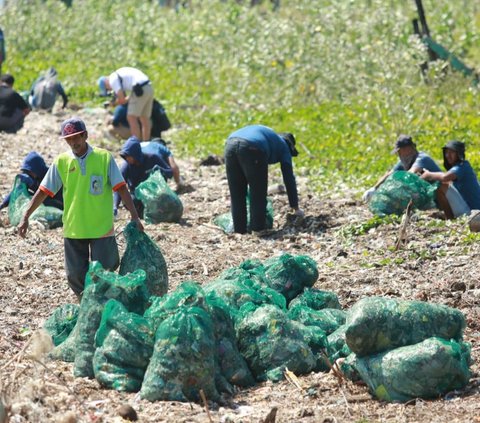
{"left": 98, "top": 67, "right": 154, "bottom": 141}
{"left": 105, "top": 98, "right": 171, "bottom": 141}
{"left": 114, "top": 136, "right": 173, "bottom": 218}
{"left": 421, "top": 141, "right": 480, "bottom": 219}
{"left": 28, "top": 67, "right": 68, "bottom": 111}
{"left": 224, "top": 124, "right": 304, "bottom": 234}
{"left": 0, "top": 74, "right": 30, "bottom": 134}
{"left": 0, "top": 151, "right": 63, "bottom": 211}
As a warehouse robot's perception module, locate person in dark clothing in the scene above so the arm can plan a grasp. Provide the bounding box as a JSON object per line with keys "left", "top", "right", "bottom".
{"left": 114, "top": 136, "right": 173, "bottom": 217}
{"left": 0, "top": 152, "right": 63, "bottom": 210}
{"left": 28, "top": 67, "right": 68, "bottom": 111}
{"left": 224, "top": 124, "right": 303, "bottom": 234}
{"left": 0, "top": 74, "right": 30, "bottom": 133}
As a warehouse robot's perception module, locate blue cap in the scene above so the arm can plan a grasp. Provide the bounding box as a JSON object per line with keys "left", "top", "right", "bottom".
{"left": 61, "top": 117, "right": 87, "bottom": 138}
{"left": 98, "top": 76, "right": 108, "bottom": 97}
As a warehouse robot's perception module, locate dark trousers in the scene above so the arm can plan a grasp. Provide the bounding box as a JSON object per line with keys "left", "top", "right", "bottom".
{"left": 224, "top": 137, "right": 268, "bottom": 233}
{"left": 64, "top": 236, "right": 120, "bottom": 297}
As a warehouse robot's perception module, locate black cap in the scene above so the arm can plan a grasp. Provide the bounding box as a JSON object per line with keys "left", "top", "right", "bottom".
{"left": 392, "top": 134, "right": 415, "bottom": 154}
{"left": 279, "top": 132, "right": 298, "bottom": 157}
{"left": 443, "top": 140, "right": 465, "bottom": 161}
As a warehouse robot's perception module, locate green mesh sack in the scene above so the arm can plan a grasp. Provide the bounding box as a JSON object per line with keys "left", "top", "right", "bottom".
{"left": 236, "top": 304, "right": 316, "bottom": 382}
{"left": 8, "top": 177, "right": 63, "bottom": 228}
{"left": 352, "top": 337, "right": 471, "bottom": 402}
{"left": 205, "top": 293, "right": 255, "bottom": 388}
{"left": 262, "top": 254, "right": 319, "bottom": 302}
{"left": 326, "top": 325, "right": 351, "bottom": 364}
{"left": 369, "top": 171, "right": 438, "bottom": 216}
{"left": 288, "top": 305, "right": 346, "bottom": 335}
{"left": 144, "top": 281, "right": 208, "bottom": 331}
{"left": 135, "top": 169, "right": 183, "bottom": 223}
{"left": 140, "top": 306, "right": 219, "bottom": 402}
{"left": 213, "top": 196, "right": 274, "bottom": 233}
{"left": 43, "top": 303, "right": 79, "bottom": 346}
{"left": 49, "top": 324, "right": 79, "bottom": 362}
{"left": 93, "top": 300, "right": 155, "bottom": 392}
{"left": 74, "top": 262, "right": 150, "bottom": 378}
{"left": 288, "top": 288, "right": 341, "bottom": 311}
{"left": 119, "top": 221, "right": 168, "bottom": 297}
{"left": 345, "top": 297, "right": 466, "bottom": 357}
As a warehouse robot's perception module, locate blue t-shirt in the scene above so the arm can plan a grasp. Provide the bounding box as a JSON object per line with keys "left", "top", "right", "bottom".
{"left": 449, "top": 160, "right": 480, "bottom": 210}
{"left": 228, "top": 125, "right": 292, "bottom": 166}
{"left": 392, "top": 151, "right": 441, "bottom": 172}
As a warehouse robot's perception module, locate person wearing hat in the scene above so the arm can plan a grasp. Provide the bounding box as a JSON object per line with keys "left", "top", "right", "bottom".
{"left": 0, "top": 73, "right": 30, "bottom": 134}
{"left": 113, "top": 136, "right": 173, "bottom": 218}
{"left": 98, "top": 67, "right": 153, "bottom": 142}
{"left": 17, "top": 117, "right": 143, "bottom": 298}
{"left": 224, "top": 124, "right": 303, "bottom": 234}
{"left": 0, "top": 151, "right": 63, "bottom": 211}
{"left": 362, "top": 134, "right": 441, "bottom": 202}
{"left": 421, "top": 141, "right": 480, "bottom": 219}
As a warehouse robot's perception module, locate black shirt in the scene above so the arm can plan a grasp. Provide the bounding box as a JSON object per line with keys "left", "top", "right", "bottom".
{"left": 0, "top": 85, "right": 28, "bottom": 118}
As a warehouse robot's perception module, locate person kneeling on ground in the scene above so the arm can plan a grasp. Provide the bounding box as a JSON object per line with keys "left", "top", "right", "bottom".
{"left": 28, "top": 67, "right": 68, "bottom": 112}
{"left": 0, "top": 151, "right": 63, "bottom": 211}
{"left": 114, "top": 136, "right": 173, "bottom": 218}
{"left": 17, "top": 117, "right": 143, "bottom": 299}
{"left": 421, "top": 141, "right": 480, "bottom": 219}
{"left": 362, "top": 134, "right": 441, "bottom": 202}
{"left": 0, "top": 74, "right": 30, "bottom": 134}
{"left": 224, "top": 124, "right": 304, "bottom": 234}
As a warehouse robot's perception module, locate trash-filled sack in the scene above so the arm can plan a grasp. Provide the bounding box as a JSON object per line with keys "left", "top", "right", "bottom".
{"left": 204, "top": 274, "right": 285, "bottom": 314}
{"left": 93, "top": 300, "right": 154, "bottom": 392}
{"left": 119, "top": 221, "right": 168, "bottom": 297}
{"left": 288, "top": 305, "right": 346, "bottom": 335}
{"left": 141, "top": 306, "right": 219, "bottom": 402}
{"left": 135, "top": 169, "right": 183, "bottom": 223}
{"left": 74, "top": 262, "right": 150, "bottom": 378}
{"left": 262, "top": 254, "right": 319, "bottom": 302}
{"left": 350, "top": 337, "right": 471, "bottom": 402}
{"left": 49, "top": 324, "right": 78, "bottom": 362}
{"left": 214, "top": 195, "right": 274, "bottom": 234}
{"left": 205, "top": 292, "right": 255, "bottom": 388}
{"left": 369, "top": 171, "right": 438, "bottom": 216}
{"left": 326, "top": 325, "right": 351, "bottom": 364}
{"left": 145, "top": 281, "right": 208, "bottom": 331}
{"left": 236, "top": 304, "right": 317, "bottom": 381}
{"left": 8, "top": 177, "right": 63, "bottom": 228}
{"left": 288, "top": 288, "right": 341, "bottom": 311}
{"left": 345, "top": 297, "right": 466, "bottom": 357}
{"left": 43, "top": 303, "right": 79, "bottom": 346}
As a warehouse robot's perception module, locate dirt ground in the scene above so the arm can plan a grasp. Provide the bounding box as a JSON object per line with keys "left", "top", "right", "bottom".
{"left": 0, "top": 108, "right": 479, "bottom": 423}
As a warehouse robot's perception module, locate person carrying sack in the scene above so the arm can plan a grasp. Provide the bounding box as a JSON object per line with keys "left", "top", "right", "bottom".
{"left": 98, "top": 67, "right": 154, "bottom": 141}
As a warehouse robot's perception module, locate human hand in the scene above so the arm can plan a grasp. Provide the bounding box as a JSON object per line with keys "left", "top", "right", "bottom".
{"left": 362, "top": 187, "right": 376, "bottom": 202}
{"left": 17, "top": 217, "right": 29, "bottom": 238}
{"left": 421, "top": 169, "right": 431, "bottom": 180}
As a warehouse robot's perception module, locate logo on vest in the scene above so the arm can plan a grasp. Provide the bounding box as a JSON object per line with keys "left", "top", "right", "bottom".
{"left": 69, "top": 166, "right": 76, "bottom": 173}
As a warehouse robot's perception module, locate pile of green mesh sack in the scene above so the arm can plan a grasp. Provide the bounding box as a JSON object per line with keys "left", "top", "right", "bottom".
{"left": 331, "top": 297, "right": 471, "bottom": 402}
{"left": 369, "top": 171, "right": 438, "bottom": 216}
{"left": 213, "top": 195, "right": 274, "bottom": 233}
{"left": 8, "top": 176, "right": 63, "bottom": 228}
{"left": 135, "top": 169, "right": 183, "bottom": 223}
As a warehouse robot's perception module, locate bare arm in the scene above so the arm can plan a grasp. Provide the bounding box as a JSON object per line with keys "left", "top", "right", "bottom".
{"left": 114, "top": 90, "right": 128, "bottom": 105}
{"left": 17, "top": 190, "right": 48, "bottom": 237}
{"left": 421, "top": 170, "right": 457, "bottom": 183}
{"left": 116, "top": 185, "right": 144, "bottom": 231}
{"left": 373, "top": 170, "right": 393, "bottom": 189}
{"left": 168, "top": 156, "right": 181, "bottom": 186}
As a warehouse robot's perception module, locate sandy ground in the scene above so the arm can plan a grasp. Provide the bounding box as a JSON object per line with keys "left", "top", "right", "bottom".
{"left": 0, "top": 107, "right": 479, "bottom": 423}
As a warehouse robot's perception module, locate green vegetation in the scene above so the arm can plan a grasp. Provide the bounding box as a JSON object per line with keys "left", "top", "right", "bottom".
{"left": 2, "top": 0, "right": 480, "bottom": 190}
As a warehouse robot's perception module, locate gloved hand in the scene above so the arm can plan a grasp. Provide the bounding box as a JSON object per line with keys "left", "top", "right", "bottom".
{"left": 362, "top": 187, "right": 376, "bottom": 202}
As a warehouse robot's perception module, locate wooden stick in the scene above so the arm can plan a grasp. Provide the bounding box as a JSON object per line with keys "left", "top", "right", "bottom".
{"left": 199, "top": 389, "right": 213, "bottom": 423}
{"left": 395, "top": 199, "right": 413, "bottom": 251}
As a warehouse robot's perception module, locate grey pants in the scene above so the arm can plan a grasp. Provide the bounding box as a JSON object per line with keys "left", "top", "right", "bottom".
{"left": 64, "top": 237, "right": 119, "bottom": 297}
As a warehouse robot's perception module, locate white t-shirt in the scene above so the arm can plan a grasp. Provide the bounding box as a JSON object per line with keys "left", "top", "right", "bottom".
{"left": 108, "top": 67, "right": 149, "bottom": 94}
